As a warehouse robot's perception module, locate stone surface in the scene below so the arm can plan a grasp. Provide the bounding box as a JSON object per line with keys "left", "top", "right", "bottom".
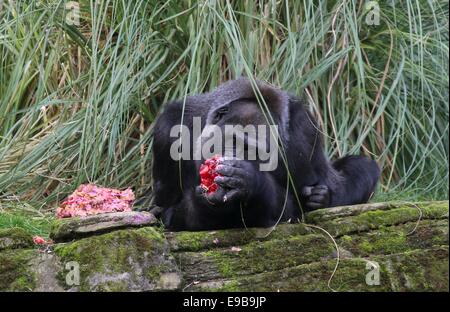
{"left": 50, "top": 211, "right": 157, "bottom": 242}
{"left": 31, "top": 253, "right": 65, "bottom": 292}
{"left": 189, "top": 247, "right": 449, "bottom": 291}
{"left": 0, "top": 228, "right": 33, "bottom": 251}
{"left": 0, "top": 249, "right": 36, "bottom": 291}
{"left": 53, "top": 227, "right": 181, "bottom": 291}
{"left": 0, "top": 201, "right": 448, "bottom": 292}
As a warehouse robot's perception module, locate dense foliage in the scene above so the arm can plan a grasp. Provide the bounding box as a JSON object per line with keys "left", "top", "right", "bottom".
{"left": 0, "top": 0, "right": 448, "bottom": 210}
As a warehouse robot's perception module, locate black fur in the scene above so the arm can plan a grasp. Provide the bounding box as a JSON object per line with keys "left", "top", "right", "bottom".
{"left": 151, "top": 78, "right": 380, "bottom": 230}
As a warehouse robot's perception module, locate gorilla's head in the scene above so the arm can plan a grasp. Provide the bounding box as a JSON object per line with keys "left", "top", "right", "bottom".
{"left": 194, "top": 78, "right": 290, "bottom": 168}
{"left": 205, "top": 77, "right": 290, "bottom": 137}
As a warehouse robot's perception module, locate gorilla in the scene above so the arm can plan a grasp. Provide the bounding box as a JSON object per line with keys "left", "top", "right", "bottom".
{"left": 151, "top": 77, "right": 380, "bottom": 231}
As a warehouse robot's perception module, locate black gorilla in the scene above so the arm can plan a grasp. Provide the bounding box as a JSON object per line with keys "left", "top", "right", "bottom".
{"left": 151, "top": 78, "right": 380, "bottom": 230}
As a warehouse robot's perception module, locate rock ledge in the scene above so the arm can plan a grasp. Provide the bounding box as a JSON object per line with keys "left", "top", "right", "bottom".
{"left": 0, "top": 201, "right": 448, "bottom": 292}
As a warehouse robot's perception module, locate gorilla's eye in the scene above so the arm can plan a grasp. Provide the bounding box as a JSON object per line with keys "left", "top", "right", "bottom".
{"left": 214, "top": 106, "right": 229, "bottom": 120}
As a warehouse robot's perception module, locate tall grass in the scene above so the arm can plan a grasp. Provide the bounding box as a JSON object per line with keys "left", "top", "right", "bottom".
{"left": 0, "top": 0, "right": 448, "bottom": 211}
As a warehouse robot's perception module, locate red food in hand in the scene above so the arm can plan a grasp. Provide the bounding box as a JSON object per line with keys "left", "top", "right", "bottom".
{"left": 199, "top": 155, "right": 222, "bottom": 194}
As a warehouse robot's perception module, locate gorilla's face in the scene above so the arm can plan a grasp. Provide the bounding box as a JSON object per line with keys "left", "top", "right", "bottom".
{"left": 199, "top": 99, "right": 275, "bottom": 164}
{"left": 209, "top": 99, "right": 268, "bottom": 128}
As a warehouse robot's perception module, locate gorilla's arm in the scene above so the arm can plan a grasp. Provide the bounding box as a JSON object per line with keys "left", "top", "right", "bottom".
{"left": 329, "top": 155, "right": 380, "bottom": 206}
{"left": 286, "top": 98, "right": 380, "bottom": 210}
{"left": 160, "top": 159, "right": 296, "bottom": 231}
{"left": 152, "top": 100, "right": 202, "bottom": 209}
{"left": 152, "top": 102, "right": 183, "bottom": 208}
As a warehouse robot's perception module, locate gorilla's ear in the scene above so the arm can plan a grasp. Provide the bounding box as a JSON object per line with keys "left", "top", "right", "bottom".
{"left": 211, "top": 77, "right": 290, "bottom": 138}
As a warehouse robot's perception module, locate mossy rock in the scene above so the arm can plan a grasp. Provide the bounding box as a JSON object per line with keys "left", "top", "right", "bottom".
{"left": 0, "top": 227, "right": 33, "bottom": 251}
{"left": 190, "top": 247, "right": 448, "bottom": 291}
{"left": 53, "top": 227, "right": 181, "bottom": 291}
{"left": 0, "top": 201, "right": 448, "bottom": 291}
{"left": 305, "top": 201, "right": 448, "bottom": 236}
{"left": 50, "top": 211, "right": 157, "bottom": 242}
{"left": 168, "top": 201, "right": 449, "bottom": 291}
{"left": 0, "top": 249, "right": 36, "bottom": 291}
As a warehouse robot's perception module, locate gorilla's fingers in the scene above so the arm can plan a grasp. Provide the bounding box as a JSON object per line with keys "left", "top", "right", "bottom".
{"left": 311, "top": 189, "right": 328, "bottom": 196}
{"left": 207, "top": 190, "right": 227, "bottom": 204}
{"left": 195, "top": 185, "right": 206, "bottom": 197}
{"left": 217, "top": 158, "right": 244, "bottom": 168}
{"left": 311, "top": 185, "right": 328, "bottom": 193}
{"left": 224, "top": 189, "right": 244, "bottom": 202}
{"left": 195, "top": 185, "right": 225, "bottom": 205}
{"left": 305, "top": 201, "right": 324, "bottom": 209}
{"left": 215, "top": 176, "right": 245, "bottom": 189}
{"left": 215, "top": 164, "right": 235, "bottom": 176}
{"left": 308, "top": 194, "right": 327, "bottom": 203}
{"left": 301, "top": 186, "right": 313, "bottom": 197}
{"left": 216, "top": 164, "right": 247, "bottom": 178}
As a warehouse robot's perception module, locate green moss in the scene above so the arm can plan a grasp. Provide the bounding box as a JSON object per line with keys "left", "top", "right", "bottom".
{"left": 178, "top": 234, "right": 334, "bottom": 280}
{"left": 0, "top": 201, "right": 447, "bottom": 292}
{"left": 54, "top": 227, "right": 167, "bottom": 291}
{"left": 169, "top": 231, "right": 207, "bottom": 251}
{"left": 146, "top": 266, "right": 162, "bottom": 281}
{"left": 216, "top": 258, "right": 234, "bottom": 277}
{"left": 374, "top": 233, "right": 407, "bottom": 254}
{"left": 204, "top": 258, "right": 385, "bottom": 292}
{"left": 337, "top": 219, "right": 447, "bottom": 257}
{"left": 0, "top": 249, "right": 36, "bottom": 291}
{"left": 168, "top": 229, "right": 257, "bottom": 252}
{"left": 317, "top": 203, "right": 448, "bottom": 236}
{"left": 178, "top": 212, "right": 449, "bottom": 285}
{"left": 48, "top": 220, "right": 65, "bottom": 240}
{"left": 213, "top": 280, "right": 240, "bottom": 292}
{"left": 197, "top": 247, "right": 448, "bottom": 292}
{"left": 0, "top": 227, "right": 33, "bottom": 250}
{"left": 167, "top": 223, "right": 310, "bottom": 252}
{"left": 306, "top": 201, "right": 448, "bottom": 226}
{"left": 49, "top": 217, "right": 100, "bottom": 241}
{"left": 340, "top": 235, "right": 353, "bottom": 243}
{"left": 10, "top": 276, "right": 35, "bottom": 291}
{"left": 377, "top": 246, "right": 449, "bottom": 291}
{"left": 355, "top": 233, "right": 406, "bottom": 254}
{"left": 425, "top": 257, "right": 450, "bottom": 291}
{"left": 359, "top": 239, "right": 374, "bottom": 253}
{"left": 94, "top": 280, "right": 129, "bottom": 292}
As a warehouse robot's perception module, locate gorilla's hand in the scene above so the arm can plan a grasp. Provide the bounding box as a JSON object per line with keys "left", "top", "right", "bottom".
{"left": 211, "top": 158, "right": 256, "bottom": 203}
{"left": 301, "top": 184, "right": 330, "bottom": 210}
{"left": 194, "top": 184, "right": 229, "bottom": 206}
